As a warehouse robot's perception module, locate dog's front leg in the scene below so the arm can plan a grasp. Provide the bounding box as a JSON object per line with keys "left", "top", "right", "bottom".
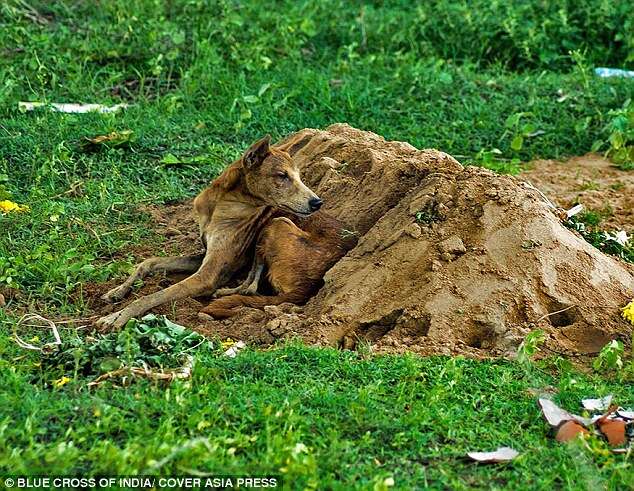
{"left": 102, "top": 254, "right": 205, "bottom": 303}
{"left": 95, "top": 253, "right": 231, "bottom": 331}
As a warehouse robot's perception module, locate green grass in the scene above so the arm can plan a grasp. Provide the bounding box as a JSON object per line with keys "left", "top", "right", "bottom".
{"left": 1, "top": 338, "right": 632, "bottom": 489}
{"left": 0, "top": 1, "right": 633, "bottom": 488}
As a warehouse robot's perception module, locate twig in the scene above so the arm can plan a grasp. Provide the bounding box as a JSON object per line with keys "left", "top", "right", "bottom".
{"left": 87, "top": 355, "right": 194, "bottom": 387}
{"left": 13, "top": 313, "right": 62, "bottom": 352}
{"left": 535, "top": 305, "right": 577, "bottom": 323}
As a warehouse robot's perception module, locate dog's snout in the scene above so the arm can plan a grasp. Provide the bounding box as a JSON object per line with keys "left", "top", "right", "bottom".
{"left": 308, "top": 197, "right": 323, "bottom": 212}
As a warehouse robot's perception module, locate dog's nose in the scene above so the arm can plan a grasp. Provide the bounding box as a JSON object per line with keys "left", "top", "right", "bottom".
{"left": 308, "top": 197, "right": 323, "bottom": 212}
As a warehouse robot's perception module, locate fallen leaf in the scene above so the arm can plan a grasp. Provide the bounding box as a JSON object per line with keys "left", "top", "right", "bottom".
{"left": 159, "top": 153, "right": 212, "bottom": 166}
{"left": 598, "top": 419, "right": 627, "bottom": 446}
{"left": 0, "top": 293, "right": 5, "bottom": 307}
{"left": 84, "top": 130, "right": 134, "bottom": 147}
{"left": 556, "top": 420, "right": 589, "bottom": 442}
{"left": 582, "top": 395, "right": 613, "bottom": 412}
{"left": 538, "top": 398, "right": 590, "bottom": 427}
{"left": 467, "top": 447, "right": 519, "bottom": 463}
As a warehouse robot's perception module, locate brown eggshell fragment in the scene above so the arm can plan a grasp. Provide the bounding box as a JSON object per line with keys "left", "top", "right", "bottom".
{"left": 598, "top": 419, "right": 627, "bottom": 447}
{"left": 556, "top": 421, "right": 589, "bottom": 442}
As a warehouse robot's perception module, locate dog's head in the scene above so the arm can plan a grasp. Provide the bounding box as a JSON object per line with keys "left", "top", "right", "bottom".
{"left": 241, "top": 135, "right": 322, "bottom": 216}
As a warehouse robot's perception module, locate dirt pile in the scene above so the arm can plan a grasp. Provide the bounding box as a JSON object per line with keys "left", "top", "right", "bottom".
{"left": 89, "top": 124, "right": 634, "bottom": 359}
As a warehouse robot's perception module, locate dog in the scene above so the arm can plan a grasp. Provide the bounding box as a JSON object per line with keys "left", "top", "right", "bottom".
{"left": 96, "top": 134, "right": 356, "bottom": 329}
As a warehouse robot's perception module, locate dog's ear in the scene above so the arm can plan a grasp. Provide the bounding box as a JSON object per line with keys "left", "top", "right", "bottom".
{"left": 243, "top": 135, "right": 271, "bottom": 169}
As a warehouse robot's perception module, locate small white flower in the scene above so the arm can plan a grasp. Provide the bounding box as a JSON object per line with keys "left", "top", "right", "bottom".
{"left": 614, "top": 230, "right": 629, "bottom": 246}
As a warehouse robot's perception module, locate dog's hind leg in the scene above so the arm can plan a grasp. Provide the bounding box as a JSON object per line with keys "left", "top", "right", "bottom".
{"left": 214, "top": 256, "right": 264, "bottom": 297}
{"left": 101, "top": 254, "right": 205, "bottom": 303}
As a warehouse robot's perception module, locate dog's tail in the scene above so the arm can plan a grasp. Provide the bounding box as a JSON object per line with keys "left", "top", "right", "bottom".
{"left": 201, "top": 291, "right": 307, "bottom": 319}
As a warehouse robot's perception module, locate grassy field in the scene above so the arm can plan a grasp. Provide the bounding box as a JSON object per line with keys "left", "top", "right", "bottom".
{"left": 1, "top": 1, "right": 633, "bottom": 489}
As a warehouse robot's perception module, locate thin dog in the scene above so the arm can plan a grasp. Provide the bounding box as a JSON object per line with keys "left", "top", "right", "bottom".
{"left": 96, "top": 134, "right": 356, "bottom": 329}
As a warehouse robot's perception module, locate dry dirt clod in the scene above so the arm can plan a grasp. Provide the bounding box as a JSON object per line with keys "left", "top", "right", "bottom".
{"left": 439, "top": 235, "right": 466, "bottom": 255}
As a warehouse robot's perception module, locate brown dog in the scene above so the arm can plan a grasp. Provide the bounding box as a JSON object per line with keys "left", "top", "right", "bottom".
{"left": 200, "top": 211, "right": 357, "bottom": 319}
{"left": 96, "top": 134, "right": 356, "bottom": 329}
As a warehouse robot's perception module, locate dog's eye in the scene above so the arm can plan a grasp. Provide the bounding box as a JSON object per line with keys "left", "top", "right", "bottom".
{"left": 276, "top": 172, "right": 290, "bottom": 180}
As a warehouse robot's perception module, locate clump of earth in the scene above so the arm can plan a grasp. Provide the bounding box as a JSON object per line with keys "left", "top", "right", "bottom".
{"left": 86, "top": 124, "right": 634, "bottom": 360}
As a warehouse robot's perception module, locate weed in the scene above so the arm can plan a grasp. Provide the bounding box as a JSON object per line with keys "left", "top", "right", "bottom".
{"left": 593, "top": 340, "right": 624, "bottom": 372}
{"left": 565, "top": 216, "right": 633, "bottom": 263}
{"left": 34, "top": 315, "right": 212, "bottom": 383}
{"left": 414, "top": 202, "right": 442, "bottom": 224}
{"left": 517, "top": 329, "right": 546, "bottom": 365}
{"left": 596, "top": 99, "right": 634, "bottom": 171}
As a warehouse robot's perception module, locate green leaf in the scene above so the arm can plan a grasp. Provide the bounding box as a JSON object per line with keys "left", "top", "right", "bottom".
{"left": 160, "top": 153, "right": 181, "bottom": 165}
{"left": 510, "top": 135, "right": 524, "bottom": 151}
{"left": 300, "top": 18, "right": 317, "bottom": 37}
{"left": 258, "top": 83, "right": 271, "bottom": 97}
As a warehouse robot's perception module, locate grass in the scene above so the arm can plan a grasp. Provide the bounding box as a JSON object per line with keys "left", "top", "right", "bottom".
{"left": 1, "top": 338, "right": 633, "bottom": 489}
{"left": 0, "top": 0, "right": 633, "bottom": 488}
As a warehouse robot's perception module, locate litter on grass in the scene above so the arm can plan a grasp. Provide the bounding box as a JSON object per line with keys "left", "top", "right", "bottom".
{"left": 538, "top": 398, "right": 589, "bottom": 427}
{"left": 556, "top": 421, "right": 589, "bottom": 442}
{"left": 594, "top": 67, "right": 634, "bottom": 78}
{"left": 18, "top": 102, "right": 129, "bottom": 113}
{"left": 538, "top": 397, "right": 633, "bottom": 451}
{"left": 582, "top": 395, "right": 613, "bottom": 412}
{"left": 467, "top": 447, "right": 519, "bottom": 463}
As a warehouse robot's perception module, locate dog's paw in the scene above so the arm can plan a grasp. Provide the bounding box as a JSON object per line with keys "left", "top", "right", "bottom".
{"left": 243, "top": 284, "right": 258, "bottom": 295}
{"left": 198, "top": 312, "right": 214, "bottom": 321}
{"left": 213, "top": 287, "right": 236, "bottom": 298}
{"left": 101, "top": 285, "right": 129, "bottom": 304}
{"left": 95, "top": 309, "right": 134, "bottom": 331}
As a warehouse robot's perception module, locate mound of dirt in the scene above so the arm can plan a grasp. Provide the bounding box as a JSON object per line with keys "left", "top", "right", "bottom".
{"left": 86, "top": 124, "right": 634, "bottom": 359}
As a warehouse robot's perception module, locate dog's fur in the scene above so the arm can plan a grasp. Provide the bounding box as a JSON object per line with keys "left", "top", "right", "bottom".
{"left": 96, "top": 134, "right": 356, "bottom": 329}
{"left": 200, "top": 212, "right": 357, "bottom": 319}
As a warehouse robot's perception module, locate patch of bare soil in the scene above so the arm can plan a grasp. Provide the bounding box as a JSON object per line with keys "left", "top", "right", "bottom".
{"left": 521, "top": 153, "right": 634, "bottom": 232}
{"left": 83, "top": 125, "right": 633, "bottom": 360}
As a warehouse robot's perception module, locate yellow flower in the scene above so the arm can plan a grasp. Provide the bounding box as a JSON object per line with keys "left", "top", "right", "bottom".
{"left": 0, "top": 200, "right": 29, "bottom": 213}
{"left": 221, "top": 338, "right": 235, "bottom": 350}
{"left": 52, "top": 376, "right": 71, "bottom": 388}
{"left": 622, "top": 299, "right": 634, "bottom": 326}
